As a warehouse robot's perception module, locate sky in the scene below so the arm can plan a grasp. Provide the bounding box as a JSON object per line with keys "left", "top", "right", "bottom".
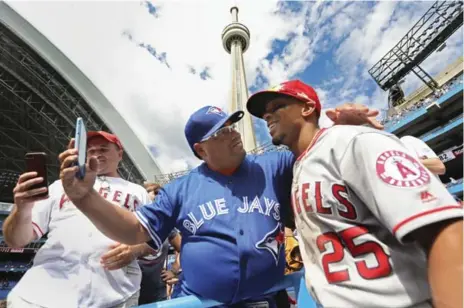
{"left": 6, "top": 0, "right": 463, "bottom": 174}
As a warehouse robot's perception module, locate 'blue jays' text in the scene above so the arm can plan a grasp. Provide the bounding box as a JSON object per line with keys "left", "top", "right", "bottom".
{"left": 182, "top": 197, "right": 280, "bottom": 235}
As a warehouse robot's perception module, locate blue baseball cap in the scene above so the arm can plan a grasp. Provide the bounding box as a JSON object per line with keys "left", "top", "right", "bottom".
{"left": 185, "top": 106, "right": 244, "bottom": 158}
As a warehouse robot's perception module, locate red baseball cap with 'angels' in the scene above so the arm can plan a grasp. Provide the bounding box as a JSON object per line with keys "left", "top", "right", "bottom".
{"left": 87, "top": 131, "right": 123, "bottom": 150}
{"left": 246, "top": 80, "right": 321, "bottom": 118}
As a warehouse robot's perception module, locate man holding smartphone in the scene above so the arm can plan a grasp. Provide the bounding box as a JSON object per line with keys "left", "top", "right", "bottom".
{"left": 2, "top": 131, "right": 152, "bottom": 308}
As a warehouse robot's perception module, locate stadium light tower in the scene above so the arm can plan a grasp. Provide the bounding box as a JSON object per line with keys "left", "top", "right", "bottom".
{"left": 221, "top": 7, "right": 257, "bottom": 152}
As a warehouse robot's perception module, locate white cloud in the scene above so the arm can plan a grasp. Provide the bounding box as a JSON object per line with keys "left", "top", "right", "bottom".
{"left": 321, "top": 1, "right": 462, "bottom": 112}
{"left": 7, "top": 0, "right": 316, "bottom": 173}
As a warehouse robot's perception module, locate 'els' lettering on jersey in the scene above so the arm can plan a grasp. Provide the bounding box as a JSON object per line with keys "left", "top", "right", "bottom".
{"left": 293, "top": 181, "right": 357, "bottom": 220}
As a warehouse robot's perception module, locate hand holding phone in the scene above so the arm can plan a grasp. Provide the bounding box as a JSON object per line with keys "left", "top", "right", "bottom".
{"left": 24, "top": 152, "right": 49, "bottom": 199}
{"left": 74, "top": 117, "right": 87, "bottom": 179}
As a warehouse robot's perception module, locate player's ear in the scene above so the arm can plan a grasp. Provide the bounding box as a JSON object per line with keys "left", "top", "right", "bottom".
{"left": 301, "top": 101, "right": 316, "bottom": 117}
{"left": 193, "top": 143, "right": 206, "bottom": 159}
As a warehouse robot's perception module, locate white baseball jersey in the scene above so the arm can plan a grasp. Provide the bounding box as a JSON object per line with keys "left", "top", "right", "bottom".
{"left": 292, "top": 126, "right": 463, "bottom": 308}
{"left": 400, "top": 136, "right": 439, "bottom": 160}
{"left": 400, "top": 135, "right": 442, "bottom": 181}
{"left": 10, "top": 176, "right": 151, "bottom": 308}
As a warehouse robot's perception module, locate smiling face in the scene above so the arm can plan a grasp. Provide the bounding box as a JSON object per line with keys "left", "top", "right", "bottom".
{"left": 262, "top": 96, "right": 307, "bottom": 147}
{"left": 87, "top": 136, "right": 123, "bottom": 176}
{"left": 194, "top": 124, "right": 245, "bottom": 169}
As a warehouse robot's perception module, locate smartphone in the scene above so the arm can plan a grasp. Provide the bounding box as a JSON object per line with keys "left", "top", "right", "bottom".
{"left": 25, "top": 152, "right": 49, "bottom": 198}
{"left": 74, "top": 117, "right": 87, "bottom": 179}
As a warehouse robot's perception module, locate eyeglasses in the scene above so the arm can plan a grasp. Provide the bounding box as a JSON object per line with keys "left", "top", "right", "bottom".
{"left": 202, "top": 124, "right": 238, "bottom": 142}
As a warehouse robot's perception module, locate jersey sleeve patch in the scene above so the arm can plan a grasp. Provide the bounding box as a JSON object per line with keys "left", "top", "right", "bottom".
{"left": 375, "top": 150, "right": 431, "bottom": 188}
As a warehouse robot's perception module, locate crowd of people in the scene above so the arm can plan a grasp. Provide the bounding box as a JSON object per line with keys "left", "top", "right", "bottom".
{"left": 381, "top": 74, "right": 463, "bottom": 126}
{"left": 1, "top": 79, "right": 462, "bottom": 308}
{"left": 0, "top": 261, "right": 31, "bottom": 273}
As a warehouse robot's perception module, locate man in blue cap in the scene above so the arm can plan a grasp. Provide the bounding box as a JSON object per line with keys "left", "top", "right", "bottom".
{"left": 55, "top": 104, "right": 380, "bottom": 307}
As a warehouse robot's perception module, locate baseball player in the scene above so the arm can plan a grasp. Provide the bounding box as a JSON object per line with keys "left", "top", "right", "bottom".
{"left": 138, "top": 182, "right": 181, "bottom": 305}
{"left": 3, "top": 131, "right": 152, "bottom": 307}
{"left": 400, "top": 135, "right": 446, "bottom": 179}
{"left": 56, "top": 104, "right": 380, "bottom": 307}
{"left": 246, "top": 80, "right": 464, "bottom": 308}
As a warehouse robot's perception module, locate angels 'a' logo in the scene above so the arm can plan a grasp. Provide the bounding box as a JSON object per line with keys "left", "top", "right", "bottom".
{"left": 376, "top": 150, "right": 431, "bottom": 187}
{"left": 255, "top": 223, "right": 285, "bottom": 265}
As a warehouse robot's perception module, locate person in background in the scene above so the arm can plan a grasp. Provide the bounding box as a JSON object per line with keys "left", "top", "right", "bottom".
{"left": 3, "top": 131, "right": 153, "bottom": 308}
{"left": 400, "top": 135, "right": 446, "bottom": 178}
{"left": 284, "top": 228, "right": 303, "bottom": 275}
{"left": 138, "top": 182, "right": 181, "bottom": 305}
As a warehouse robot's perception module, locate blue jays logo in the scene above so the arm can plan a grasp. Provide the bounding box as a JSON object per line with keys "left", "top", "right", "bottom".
{"left": 255, "top": 223, "right": 285, "bottom": 265}
{"left": 206, "top": 106, "right": 224, "bottom": 116}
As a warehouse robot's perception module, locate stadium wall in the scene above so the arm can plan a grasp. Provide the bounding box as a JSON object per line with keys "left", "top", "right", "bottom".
{"left": 0, "top": 2, "right": 163, "bottom": 180}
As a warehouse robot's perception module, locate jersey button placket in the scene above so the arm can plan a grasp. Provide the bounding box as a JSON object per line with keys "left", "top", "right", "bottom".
{"left": 235, "top": 180, "right": 248, "bottom": 303}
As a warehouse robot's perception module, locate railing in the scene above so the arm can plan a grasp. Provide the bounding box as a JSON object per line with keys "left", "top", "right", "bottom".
{"left": 420, "top": 114, "right": 463, "bottom": 141}
{"left": 135, "top": 271, "right": 317, "bottom": 308}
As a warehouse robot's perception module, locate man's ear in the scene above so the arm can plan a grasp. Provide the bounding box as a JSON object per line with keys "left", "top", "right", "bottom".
{"left": 117, "top": 147, "right": 123, "bottom": 161}
{"left": 301, "top": 101, "right": 316, "bottom": 117}
{"left": 193, "top": 143, "right": 206, "bottom": 159}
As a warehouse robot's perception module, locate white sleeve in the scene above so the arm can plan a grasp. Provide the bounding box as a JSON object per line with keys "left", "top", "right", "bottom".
{"left": 400, "top": 136, "right": 438, "bottom": 159}
{"left": 31, "top": 182, "right": 58, "bottom": 239}
{"left": 341, "top": 132, "right": 463, "bottom": 243}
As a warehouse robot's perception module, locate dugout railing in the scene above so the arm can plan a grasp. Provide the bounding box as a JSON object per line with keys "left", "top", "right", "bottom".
{"left": 135, "top": 271, "right": 317, "bottom": 308}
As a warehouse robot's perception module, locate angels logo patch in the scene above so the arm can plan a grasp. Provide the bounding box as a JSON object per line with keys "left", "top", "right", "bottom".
{"left": 376, "top": 150, "right": 431, "bottom": 187}
{"left": 255, "top": 223, "right": 284, "bottom": 265}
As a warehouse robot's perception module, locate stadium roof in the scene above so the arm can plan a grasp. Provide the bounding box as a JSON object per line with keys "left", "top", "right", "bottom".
{"left": 0, "top": 2, "right": 162, "bottom": 202}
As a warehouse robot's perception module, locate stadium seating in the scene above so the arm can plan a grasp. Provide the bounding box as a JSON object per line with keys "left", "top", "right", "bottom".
{"left": 384, "top": 76, "right": 463, "bottom": 133}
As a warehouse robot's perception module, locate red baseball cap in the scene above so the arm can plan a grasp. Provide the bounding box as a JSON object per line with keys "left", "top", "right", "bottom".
{"left": 87, "top": 131, "right": 123, "bottom": 150}
{"left": 246, "top": 80, "right": 321, "bottom": 118}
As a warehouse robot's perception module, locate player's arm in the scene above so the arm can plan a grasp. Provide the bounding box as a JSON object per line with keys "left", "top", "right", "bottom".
{"left": 420, "top": 158, "right": 445, "bottom": 175}
{"left": 326, "top": 103, "right": 383, "bottom": 129}
{"left": 408, "top": 218, "right": 462, "bottom": 308}
{"left": 3, "top": 173, "right": 53, "bottom": 248}
{"left": 74, "top": 187, "right": 177, "bottom": 250}
{"left": 341, "top": 132, "right": 463, "bottom": 308}
{"left": 276, "top": 151, "right": 296, "bottom": 229}
{"left": 402, "top": 136, "right": 446, "bottom": 175}
{"left": 3, "top": 205, "right": 36, "bottom": 248}
{"left": 73, "top": 189, "right": 149, "bottom": 245}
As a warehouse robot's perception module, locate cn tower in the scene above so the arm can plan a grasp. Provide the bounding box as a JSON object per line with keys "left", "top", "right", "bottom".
{"left": 221, "top": 7, "right": 257, "bottom": 152}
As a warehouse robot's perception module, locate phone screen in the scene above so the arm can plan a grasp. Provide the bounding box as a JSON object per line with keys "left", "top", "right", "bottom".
{"left": 74, "top": 118, "right": 87, "bottom": 179}
{"left": 25, "top": 152, "right": 49, "bottom": 198}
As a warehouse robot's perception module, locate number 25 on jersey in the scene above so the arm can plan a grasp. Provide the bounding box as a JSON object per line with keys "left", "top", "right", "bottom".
{"left": 293, "top": 181, "right": 393, "bottom": 284}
